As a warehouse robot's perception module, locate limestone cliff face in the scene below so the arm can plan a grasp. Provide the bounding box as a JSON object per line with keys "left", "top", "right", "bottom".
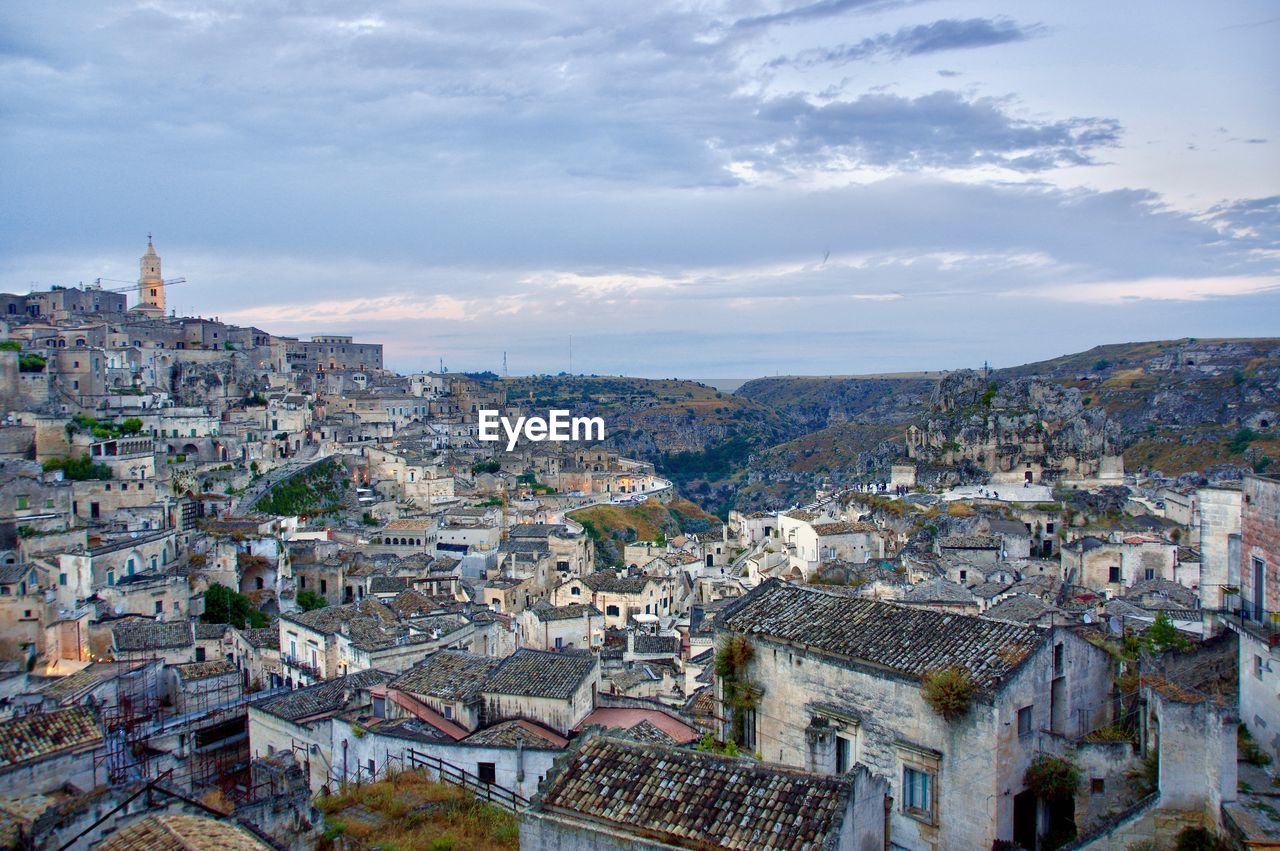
{"left": 906, "top": 371, "right": 1123, "bottom": 483}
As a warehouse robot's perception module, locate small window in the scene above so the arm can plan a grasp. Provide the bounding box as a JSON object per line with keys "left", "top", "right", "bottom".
{"left": 1091, "top": 778, "right": 1105, "bottom": 794}
{"left": 15, "top": 496, "right": 28, "bottom": 510}
{"left": 195, "top": 646, "right": 206, "bottom": 662}
{"left": 571, "top": 586, "right": 581, "bottom": 596}
{"left": 478, "top": 762, "right": 497, "bottom": 784}
{"left": 1054, "top": 643, "right": 1064, "bottom": 676}
{"left": 1256, "top": 654, "right": 1265, "bottom": 681}
{"left": 1144, "top": 568, "right": 1155, "bottom": 581}
{"left": 606, "top": 605, "right": 620, "bottom": 617}
{"left": 1109, "top": 566, "right": 1121, "bottom": 583}
{"left": 443, "top": 705, "right": 453, "bottom": 720}
{"left": 155, "top": 600, "right": 163, "bottom": 613}
{"left": 1017, "top": 705, "right": 1033, "bottom": 737}
{"left": 902, "top": 767, "right": 934, "bottom": 821}
{"left": 958, "top": 570, "right": 967, "bottom": 581}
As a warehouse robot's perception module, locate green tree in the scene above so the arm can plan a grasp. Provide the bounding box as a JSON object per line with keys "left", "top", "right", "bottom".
{"left": 202, "top": 582, "right": 267, "bottom": 629}
{"left": 297, "top": 590, "right": 328, "bottom": 612}
{"left": 120, "top": 417, "right": 144, "bottom": 435}
{"left": 1144, "top": 611, "right": 1191, "bottom": 654}
{"left": 42, "top": 454, "right": 112, "bottom": 481}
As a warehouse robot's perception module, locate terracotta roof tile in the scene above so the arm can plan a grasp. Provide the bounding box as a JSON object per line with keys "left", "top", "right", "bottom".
{"left": 537, "top": 735, "right": 853, "bottom": 850}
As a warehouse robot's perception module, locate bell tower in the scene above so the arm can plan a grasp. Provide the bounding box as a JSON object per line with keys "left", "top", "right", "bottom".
{"left": 139, "top": 235, "right": 165, "bottom": 314}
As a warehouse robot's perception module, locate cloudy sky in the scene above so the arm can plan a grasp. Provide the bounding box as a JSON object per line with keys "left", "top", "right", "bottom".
{"left": 2, "top": 1, "right": 1277, "bottom": 378}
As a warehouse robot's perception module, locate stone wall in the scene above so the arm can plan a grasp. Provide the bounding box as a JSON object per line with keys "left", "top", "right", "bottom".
{"left": 1199, "top": 486, "right": 1242, "bottom": 611}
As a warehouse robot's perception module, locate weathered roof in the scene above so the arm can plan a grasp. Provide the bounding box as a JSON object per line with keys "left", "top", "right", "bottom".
{"left": 533, "top": 603, "right": 602, "bottom": 622}
{"left": 983, "top": 594, "right": 1051, "bottom": 625}
{"left": 970, "top": 580, "right": 1013, "bottom": 599}
{"left": 462, "top": 719, "right": 569, "bottom": 750}
{"left": 250, "top": 669, "right": 391, "bottom": 722}
{"left": 111, "top": 620, "right": 194, "bottom": 652}
{"left": 902, "top": 577, "right": 977, "bottom": 605}
{"left": 390, "top": 649, "right": 500, "bottom": 701}
{"left": 717, "top": 580, "right": 1045, "bottom": 691}
{"left": 172, "top": 660, "right": 238, "bottom": 681}
{"left": 237, "top": 626, "right": 279, "bottom": 650}
{"left": 482, "top": 648, "right": 596, "bottom": 700}
{"left": 939, "top": 534, "right": 999, "bottom": 549}
{"left": 1123, "top": 578, "right": 1198, "bottom": 610}
{"left": 812, "top": 521, "right": 875, "bottom": 536}
{"left": 97, "top": 813, "right": 270, "bottom": 851}
{"left": 575, "top": 706, "right": 702, "bottom": 745}
{"left": 536, "top": 735, "right": 854, "bottom": 851}
{"left": 0, "top": 706, "right": 103, "bottom": 769}
{"left": 580, "top": 572, "right": 655, "bottom": 594}
{"left": 987, "top": 518, "right": 1032, "bottom": 538}
{"left": 632, "top": 634, "right": 680, "bottom": 655}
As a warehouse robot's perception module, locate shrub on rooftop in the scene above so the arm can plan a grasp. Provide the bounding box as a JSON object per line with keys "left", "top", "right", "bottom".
{"left": 921, "top": 666, "right": 975, "bottom": 722}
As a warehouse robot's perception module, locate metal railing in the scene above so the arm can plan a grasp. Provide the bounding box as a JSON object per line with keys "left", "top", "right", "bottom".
{"left": 404, "top": 748, "right": 530, "bottom": 813}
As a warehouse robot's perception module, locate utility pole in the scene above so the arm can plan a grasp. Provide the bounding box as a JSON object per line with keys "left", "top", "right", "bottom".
{"left": 569, "top": 335, "right": 573, "bottom": 375}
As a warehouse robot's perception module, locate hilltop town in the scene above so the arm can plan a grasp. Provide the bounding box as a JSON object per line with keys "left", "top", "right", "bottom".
{"left": 0, "top": 242, "right": 1278, "bottom": 850}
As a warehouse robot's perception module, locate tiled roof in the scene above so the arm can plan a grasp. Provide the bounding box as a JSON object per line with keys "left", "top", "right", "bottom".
{"left": 986, "top": 518, "right": 1032, "bottom": 537}
{"left": 970, "top": 580, "right": 1013, "bottom": 599}
{"left": 612, "top": 665, "right": 660, "bottom": 692}
{"left": 482, "top": 648, "right": 596, "bottom": 700}
{"left": 250, "top": 669, "right": 391, "bottom": 722}
{"left": 237, "top": 626, "right": 279, "bottom": 649}
{"left": 0, "top": 706, "right": 103, "bottom": 768}
{"left": 812, "top": 521, "right": 874, "bottom": 535}
{"left": 632, "top": 634, "right": 680, "bottom": 655}
{"left": 368, "top": 576, "right": 409, "bottom": 594}
{"left": 194, "top": 623, "right": 227, "bottom": 640}
{"left": 391, "top": 649, "right": 500, "bottom": 701}
{"left": 1123, "top": 578, "right": 1198, "bottom": 609}
{"left": 580, "top": 572, "right": 654, "bottom": 594}
{"left": 173, "top": 660, "right": 238, "bottom": 680}
{"left": 576, "top": 706, "right": 702, "bottom": 745}
{"left": 462, "top": 719, "right": 569, "bottom": 750}
{"left": 97, "top": 813, "right": 270, "bottom": 851}
{"left": 902, "top": 578, "right": 977, "bottom": 604}
{"left": 111, "top": 620, "right": 194, "bottom": 652}
{"left": 533, "top": 603, "right": 602, "bottom": 622}
{"left": 717, "top": 580, "right": 1045, "bottom": 691}
{"left": 619, "top": 718, "right": 677, "bottom": 744}
{"left": 983, "top": 594, "right": 1051, "bottom": 624}
{"left": 536, "top": 735, "right": 854, "bottom": 850}
{"left": 32, "top": 662, "right": 141, "bottom": 702}
{"left": 387, "top": 589, "right": 442, "bottom": 618}
{"left": 939, "top": 534, "right": 999, "bottom": 549}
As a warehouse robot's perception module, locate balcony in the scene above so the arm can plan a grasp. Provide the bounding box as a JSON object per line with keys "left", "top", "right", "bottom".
{"left": 282, "top": 654, "right": 323, "bottom": 679}
{"left": 1219, "top": 608, "right": 1280, "bottom": 650}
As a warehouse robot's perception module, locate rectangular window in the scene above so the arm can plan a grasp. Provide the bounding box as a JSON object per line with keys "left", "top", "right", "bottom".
{"left": 478, "top": 762, "right": 497, "bottom": 784}
{"left": 836, "top": 735, "right": 853, "bottom": 773}
{"left": 1018, "top": 705, "right": 1034, "bottom": 737}
{"left": 1109, "top": 566, "right": 1121, "bottom": 583}
{"left": 1145, "top": 568, "right": 1155, "bottom": 581}
{"left": 44, "top": 498, "right": 54, "bottom": 509}
{"left": 59, "top": 573, "right": 67, "bottom": 586}
{"left": 1053, "top": 643, "right": 1065, "bottom": 676}
{"left": 155, "top": 601, "right": 163, "bottom": 614}
{"left": 1256, "top": 654, "right": 1265, "bottom": 681}
{"left": 902, "top": 767, "right": 934, "bottom": 820}
{"left": 15, "top": 496, "right": 28, "bottom": 510}
{"left": 1091, "top": 778, "right": 1105, "bottom": 794}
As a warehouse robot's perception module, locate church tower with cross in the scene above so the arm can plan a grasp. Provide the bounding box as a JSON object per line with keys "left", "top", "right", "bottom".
{"left": 138, "top": 234, "right": 165, "bottom": 315}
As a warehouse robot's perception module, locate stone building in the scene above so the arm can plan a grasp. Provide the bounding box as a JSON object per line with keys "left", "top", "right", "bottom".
{"left": 715, "top": 580, "right": 1114, "bottom": 850}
